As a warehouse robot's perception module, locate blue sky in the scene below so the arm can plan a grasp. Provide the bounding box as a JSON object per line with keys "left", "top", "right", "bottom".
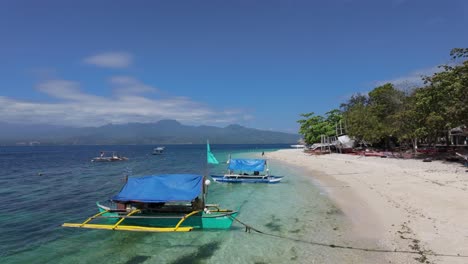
{"left": 0, "top": 0, "right": 467, "bottom": 133}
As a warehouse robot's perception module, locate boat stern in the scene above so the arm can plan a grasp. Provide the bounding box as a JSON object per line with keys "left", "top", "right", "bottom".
{"left": 201, "top": 210, "right": 238, "bottom": 229}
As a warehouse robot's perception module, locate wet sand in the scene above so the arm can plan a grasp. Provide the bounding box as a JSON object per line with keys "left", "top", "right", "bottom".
{"left": 267, "top": 149, "right": 468, "bottom": 264}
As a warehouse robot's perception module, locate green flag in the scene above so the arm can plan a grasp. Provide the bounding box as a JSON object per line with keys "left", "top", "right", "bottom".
{"left": 207, "top": 141, "right": 219, "bottom": 164}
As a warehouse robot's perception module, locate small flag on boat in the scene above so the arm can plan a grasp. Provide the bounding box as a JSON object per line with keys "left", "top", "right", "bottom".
{"left": 207, "top": 141, "right": 219, "bottom": 164}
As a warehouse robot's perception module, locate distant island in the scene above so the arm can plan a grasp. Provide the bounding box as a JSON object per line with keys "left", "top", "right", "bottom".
{"left": 0, "top": 119, "right": 299, "bottom": 145}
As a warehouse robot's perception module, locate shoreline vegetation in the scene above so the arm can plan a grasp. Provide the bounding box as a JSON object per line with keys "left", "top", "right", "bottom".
{"left": 297, "top": 48, "right": 467, "bottom": 154}
{"left": 267, "top": 149, "right": 468, "bottom": 264}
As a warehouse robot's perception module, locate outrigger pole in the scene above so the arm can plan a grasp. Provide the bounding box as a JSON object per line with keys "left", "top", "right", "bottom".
{"left": 62, "top": 209, "right": 202, "bottom": 232}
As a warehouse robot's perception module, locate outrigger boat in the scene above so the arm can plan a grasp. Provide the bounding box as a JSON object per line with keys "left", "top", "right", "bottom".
{"left": 62, "top": 174, "right": 238, "bottom": 232}
{"left": 91, "top": 151, "right": 128, "bottom": 162}
{"left": 152, "top": 147, "right": 165, "bottom": 155}
{"left": 211, "top": 158, "right": 282, "bottom": 184}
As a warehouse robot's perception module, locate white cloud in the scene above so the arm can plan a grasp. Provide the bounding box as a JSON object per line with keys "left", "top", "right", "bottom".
{"left": 110, "top": 76, "right": 157, "bottom": 95}
{"left": 83, "top": 52, "right": 132, "bottom": 68}
{"left": 374, "top": 65, "right": 443, "bottom": 89}
{"left": 242, "top": 114, "right": 254, "bottom": 121}
{"left": 0, "top": 78, "right": 243, "bottom": 127}
{"left": 37, "top": 79, "right": 102, "bottom": 101}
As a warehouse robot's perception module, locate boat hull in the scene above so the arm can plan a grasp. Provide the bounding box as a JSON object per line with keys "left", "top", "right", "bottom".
{"left": 211, "top": 175, "right": 282, "bottom": 184}
{"left": 91, "top": 157, "right": 128, "bottom": 162}
{"left": 97, "top": 204, "right": 237, "bottom": 229}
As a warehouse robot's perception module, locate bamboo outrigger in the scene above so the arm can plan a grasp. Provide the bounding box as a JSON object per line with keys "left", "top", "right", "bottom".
{"left": 63, "top": 174, "right": 238, "bottom": 232}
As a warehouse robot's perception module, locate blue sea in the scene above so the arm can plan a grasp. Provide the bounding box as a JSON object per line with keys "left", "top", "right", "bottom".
{"left": 0, "top": 144, "right": 377, "bottom": 263}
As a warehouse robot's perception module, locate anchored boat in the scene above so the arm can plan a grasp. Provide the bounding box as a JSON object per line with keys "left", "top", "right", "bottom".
{"left": 91, "top": 151, "right": 128, "bottom": 162}
{"left": 62, "top": 174, "right": 238, "bottom": 232}
{"left": 211, "top": 158, "right": 282, "bottom": 184}
{"left": 152, "top": 147, "right": 165, "bottom": 155}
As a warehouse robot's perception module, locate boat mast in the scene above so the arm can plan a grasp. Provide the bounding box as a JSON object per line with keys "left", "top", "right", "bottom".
{"left": 228, "top": 154, "right": 231, "bottom": 174}
{"left": 204, "top": 140, "right": 211, "bottom": 207}
{"left": 202, "top": 176, "right": 207, "bottom": 208}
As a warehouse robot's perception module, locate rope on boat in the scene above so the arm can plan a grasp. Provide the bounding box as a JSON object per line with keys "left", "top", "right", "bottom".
{"left": 228, "top": 216, "right": 468, "bottom": 259}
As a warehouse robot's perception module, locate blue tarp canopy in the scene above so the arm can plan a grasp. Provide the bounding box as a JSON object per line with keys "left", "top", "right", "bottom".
{"left": 112, "top": 174, "right": 203, "bottom": 203}
{"left": 228, "top": 159, "right": 266, "bottom": 171}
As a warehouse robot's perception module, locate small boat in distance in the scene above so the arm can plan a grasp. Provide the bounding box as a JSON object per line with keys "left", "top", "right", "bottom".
{"left": 152, "top": 147, "right": 165, "bottom": 155}
{"left": 290, "top": 144, "right": 305, "bottom": 149}
{"left": 91, "top": 151, "right": 128, "bottom": 162}
{"left": 211, "top": 158, "right": 282, "bottom": 184}
{"left": 291, "top": 139, "right": 306, "bottom": 149}
{"left": 62, "top": 174, "right": 238, "bottom": 232}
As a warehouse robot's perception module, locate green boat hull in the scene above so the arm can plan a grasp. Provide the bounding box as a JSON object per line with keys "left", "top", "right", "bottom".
{"left": 97, "top": 205, "right": 237, "bottom": 229}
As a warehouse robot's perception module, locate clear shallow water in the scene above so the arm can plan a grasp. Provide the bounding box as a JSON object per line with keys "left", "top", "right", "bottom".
{"left": 1, "top": 145, "right": 375, "bottom": 263}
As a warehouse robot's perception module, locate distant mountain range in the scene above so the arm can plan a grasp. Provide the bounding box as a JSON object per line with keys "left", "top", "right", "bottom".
{"left": 0, "top": 120, "right": 300, "bottom": 145}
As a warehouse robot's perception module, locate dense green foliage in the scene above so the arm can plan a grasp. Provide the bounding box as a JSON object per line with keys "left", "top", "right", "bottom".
{"left": 297, "top": 110, "right": 342, "bottom": 144}
{"left": 298, "top": 48, "right": 468, "bottom": 148}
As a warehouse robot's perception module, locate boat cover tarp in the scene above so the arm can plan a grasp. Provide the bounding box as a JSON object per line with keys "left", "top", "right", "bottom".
{"left": 112, "top": 174, "right": 202, "bottom": 203}
{"left": 228, "top": 159, "right": 265, "bottom": 171}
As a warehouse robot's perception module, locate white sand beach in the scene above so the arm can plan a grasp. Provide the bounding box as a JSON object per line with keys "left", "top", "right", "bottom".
{"left": 267, "top": 149, "right": 468, "bottom": 264}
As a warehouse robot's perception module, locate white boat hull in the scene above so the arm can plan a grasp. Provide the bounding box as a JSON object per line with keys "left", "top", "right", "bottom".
{"left": 211, "top": 175, "right": 282, "bottom": 184}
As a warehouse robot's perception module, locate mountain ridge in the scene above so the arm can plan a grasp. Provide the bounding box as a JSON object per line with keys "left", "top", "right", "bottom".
{"left": 0, "top": 120, "right": 299, "bottom": 145}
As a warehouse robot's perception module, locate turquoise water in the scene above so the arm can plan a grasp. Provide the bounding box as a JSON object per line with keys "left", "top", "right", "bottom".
{"left": 1, "top": 145, "right": 375, "bottom": 263}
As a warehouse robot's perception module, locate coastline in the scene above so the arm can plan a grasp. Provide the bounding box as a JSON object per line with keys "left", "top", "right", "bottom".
{"left": 266, "top": 149, "right": 468, "bottom": 264}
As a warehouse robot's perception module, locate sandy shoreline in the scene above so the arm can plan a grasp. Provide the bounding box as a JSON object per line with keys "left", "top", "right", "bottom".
{"left": 267, "top": 149, "right": 468, "bottom": 264}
